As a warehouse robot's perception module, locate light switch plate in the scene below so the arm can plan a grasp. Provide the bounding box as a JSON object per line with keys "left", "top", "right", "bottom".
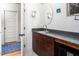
{"left": 57, "top": 8, "right": 61, "bottom": 13}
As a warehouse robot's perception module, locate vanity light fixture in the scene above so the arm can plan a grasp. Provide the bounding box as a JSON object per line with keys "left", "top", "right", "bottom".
{"left": 47, "top": 12, "right": 52, "bottom": 19}
{"left": 31, "top": 10, "right": 36, "bottom": 18}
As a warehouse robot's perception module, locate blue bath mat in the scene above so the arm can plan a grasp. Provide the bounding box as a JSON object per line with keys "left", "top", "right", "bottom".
{"left": 2, "top": 42, "right": 21, "bottom": 54}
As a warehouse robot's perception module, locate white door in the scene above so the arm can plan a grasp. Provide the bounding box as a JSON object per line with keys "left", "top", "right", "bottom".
{"left": 4, "top": 11, "right": 19, "bottom": 43}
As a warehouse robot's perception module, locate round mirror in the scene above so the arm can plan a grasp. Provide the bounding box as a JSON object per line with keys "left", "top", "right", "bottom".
{"left": 44, "top": 4, "right": 53, "bottom": 25}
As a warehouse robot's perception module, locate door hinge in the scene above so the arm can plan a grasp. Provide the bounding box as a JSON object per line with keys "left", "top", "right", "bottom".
{"left": 4, "top": 27, "right": 6, "bottom": 30}
{"left": 24, "top": 44, "right": 26, "bottom": 48}
{"left": 24, "top": 27, "right": 25, "bottom": 30}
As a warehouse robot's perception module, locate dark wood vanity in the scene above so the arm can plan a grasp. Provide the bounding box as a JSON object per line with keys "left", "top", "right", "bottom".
{"left": 32, "top": 32, "right": 55, "bottom": 56}
{"left": 32, "top": 29, "right": 79, "bottom": 56}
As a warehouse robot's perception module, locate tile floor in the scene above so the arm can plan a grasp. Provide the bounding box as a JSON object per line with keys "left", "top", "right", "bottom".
{"left": 25, "top": 49, "right": 37, "bottom": 56}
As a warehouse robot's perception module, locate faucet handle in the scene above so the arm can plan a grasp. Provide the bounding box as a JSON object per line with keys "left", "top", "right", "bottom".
{"left": 43, "top": 25, "right": 47, "bottom": 29}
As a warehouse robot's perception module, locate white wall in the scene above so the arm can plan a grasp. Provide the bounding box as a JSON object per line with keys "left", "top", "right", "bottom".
{"left": 44, "top": 3, "right": 79, "bottom": 33}
{"left": 0, "top": 3, "right": 21, "bottom": 44}
{"left": 24, "top": 3, "right": 79, "bottom": 55}
{"left": 0, "top": 3, "right": 20, "bottom": 11}
{"left": 24, "top": 3, "right": 44, "bottom": 53}
{"left": 0, "top": 10, "right": 1, "bottom": 54}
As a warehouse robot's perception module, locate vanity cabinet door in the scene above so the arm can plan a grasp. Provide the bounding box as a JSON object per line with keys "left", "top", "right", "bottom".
{"left": 39, "top": 34, "right": 54, "bottom": 56}
{"left": 32, "top": 32, "right": 55, "bottom": 56}
{"left": 32, "top": 32, "right": 40, "bottom": 54}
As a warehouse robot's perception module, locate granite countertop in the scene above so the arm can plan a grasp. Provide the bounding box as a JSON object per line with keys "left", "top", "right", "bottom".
{"left": 34, "top": 31, "right": 79, "bottom": 46}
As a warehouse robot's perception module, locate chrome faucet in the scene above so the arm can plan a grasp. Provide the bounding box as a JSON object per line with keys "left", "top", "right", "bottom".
{"left": 43, "top": 25, "right": 48, "bottom": 32}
